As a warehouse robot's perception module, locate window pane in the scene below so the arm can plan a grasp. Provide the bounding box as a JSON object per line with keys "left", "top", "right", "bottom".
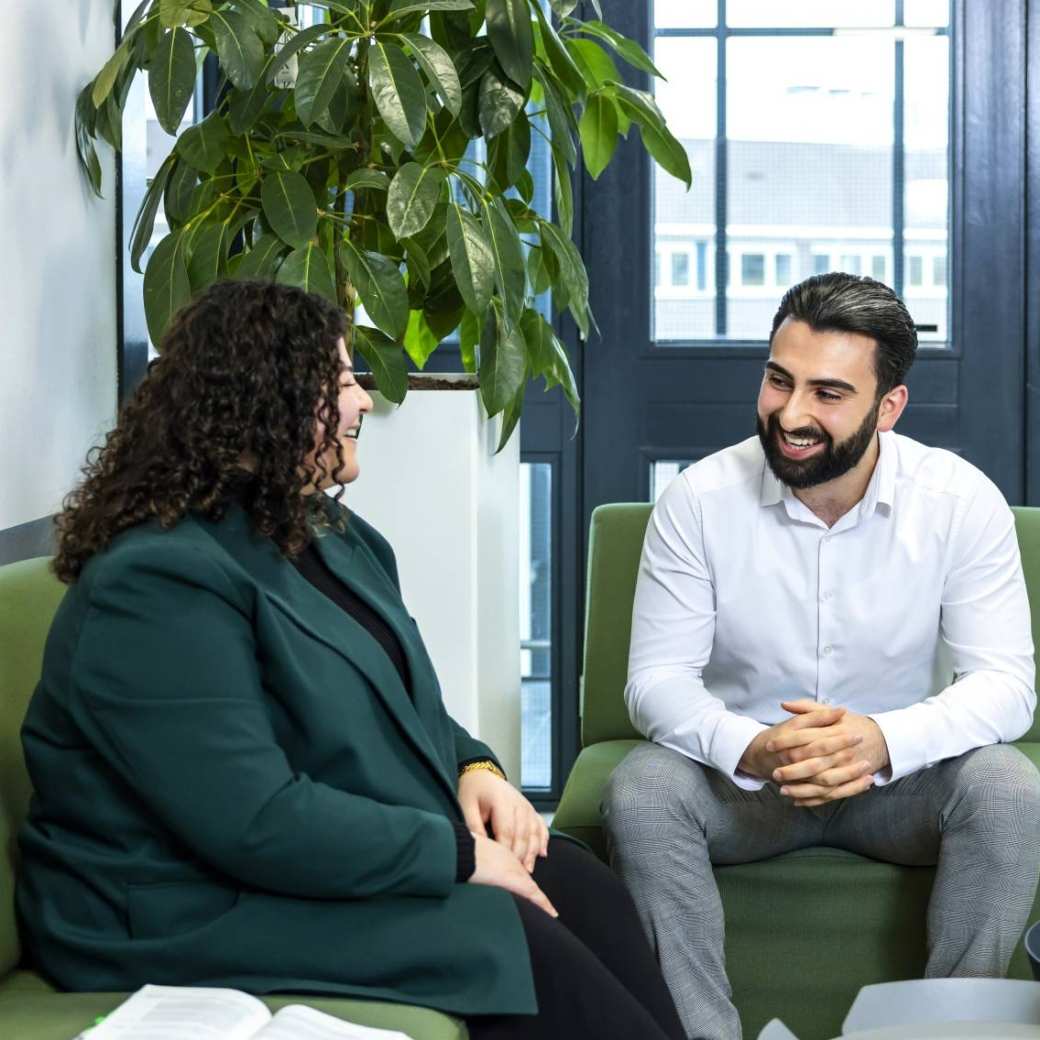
{"left": 741, "top": 253, "right": 765, "bottom": 285}
{"left": 653, "top": 37, "right": 717, "bottom": 340}
{"left": 909, "top": 255, "right": 924, "bottom": 286}
{"left": 519, "top": 463, "right": 552, "bottom": 790}
{"left": 904, "top": 35, "right": 949, "bottom": 340}
{"left": 651, "top": 460, "right": 692, "bottom": 502}
{"left": 775, "top": 253, "right": 793, "bottom": 286}
{"left": 905, "top": 0, "right": 950, "bottom": 27}
{"left": 672, "top": 251, "right": 691, "bottom": 286}
{"left": 813, "top": 253, "right": 830, "bottom": 275}
{"left": 933, "top": 255, "right": 947, "bottom": 286}
{"left": 872, "top": 255, "right": 886, "bottom": 280}
{"left": 654, "top": 0, "right": 716, "bottom": 29}
{"left": 725, "top": 36, "right": 893, "bottom": 337}
{"left": 727, "top": 1, "right": 894, "bottom": 28}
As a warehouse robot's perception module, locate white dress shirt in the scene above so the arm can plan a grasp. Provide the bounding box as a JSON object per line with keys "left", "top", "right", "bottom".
{"left": 626, "top": 431, "right": 1036, "bottom": 789}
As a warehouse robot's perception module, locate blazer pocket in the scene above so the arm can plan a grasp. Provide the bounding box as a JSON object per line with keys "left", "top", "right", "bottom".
{"left": 126, "top": 879, "right": 240, "bottom": 941}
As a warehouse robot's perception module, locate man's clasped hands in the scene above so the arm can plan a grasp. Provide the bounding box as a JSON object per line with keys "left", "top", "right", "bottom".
{"left": 739, "top": 699, "right": 891, "bottom": 807}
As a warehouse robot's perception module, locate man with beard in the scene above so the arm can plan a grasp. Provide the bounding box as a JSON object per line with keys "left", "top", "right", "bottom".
{"left": 602, "top": 272, "right": 1040, "bottom": 1040}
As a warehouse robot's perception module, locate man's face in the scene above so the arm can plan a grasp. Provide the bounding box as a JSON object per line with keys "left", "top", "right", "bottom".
{"left": 756, "top": 318, "right": 885, "bottom": 490}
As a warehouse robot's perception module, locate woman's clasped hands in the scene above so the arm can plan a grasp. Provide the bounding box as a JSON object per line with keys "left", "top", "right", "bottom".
{"left": 458, "top": 769, "right": 558, "bottom": 918}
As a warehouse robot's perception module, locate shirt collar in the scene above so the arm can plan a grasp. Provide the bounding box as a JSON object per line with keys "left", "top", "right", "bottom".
{"left": 758, "top": 429, "right": 897, "bottom": 517}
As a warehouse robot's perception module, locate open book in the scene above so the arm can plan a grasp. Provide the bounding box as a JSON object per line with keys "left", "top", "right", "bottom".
{"left": 79, "top": 985, "right": 414, "bottom": 1040}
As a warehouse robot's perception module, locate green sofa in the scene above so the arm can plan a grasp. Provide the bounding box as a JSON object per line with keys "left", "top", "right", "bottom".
{"left": 553, "top": 503, "right": 1040, "bottom": 1040}
{"left": 0, "top": 556, "right": 465, "bottom": 1040}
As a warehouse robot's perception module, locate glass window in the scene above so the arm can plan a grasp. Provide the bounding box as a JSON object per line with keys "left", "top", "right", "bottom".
{"left": 726, "top": 1, "right": 895, "bottom": 28}
{"left": 905, "top": 0, "right": 950, "bottom": 28}
{"left": 654, "top": 0, "right": 716, "bottom": 29}
{"left": 741, "top": 253, "right": 765, "bottom": 286}
{"left": 909, "top": 255, "right": 924, "bottom": 286}
{"left": 696, "top": 241, "right": 708, "bottom": 291}
{"left": 775, "top": 253, "right": 793, "bottom": 286}
{"left": 652, "top": 17, "right": 950, "bottom": 343}
{"left": 655, "top": 251, "right": 662, "bottom": 287}
{"left": 839, "top": 254, "right": 863, "bottom": 276}
{"left": 519, "top": 463, "right": 552, "bottom": 791}
{"left": 933, "top": 255, "right": 947, "bottom": 287}
{"left": 672, "top": 251, "right": 691, "bottom": 286}
{"left": 651, "top": 460, "right": 692, "bottom": 503}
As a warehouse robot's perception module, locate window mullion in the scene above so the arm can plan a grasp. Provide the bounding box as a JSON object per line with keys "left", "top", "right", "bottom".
{"left": 715, "top": 0, "right": 729, "bottom": 336}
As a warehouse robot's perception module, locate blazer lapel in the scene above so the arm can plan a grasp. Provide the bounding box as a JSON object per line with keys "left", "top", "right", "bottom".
{"left": 197, "top": 508, "right": 459, "bottom": 808}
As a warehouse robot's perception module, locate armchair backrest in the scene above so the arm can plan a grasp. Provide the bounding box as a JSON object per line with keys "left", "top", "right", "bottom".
{"left": 0, "top": 557, "right": 66, "bottom": 976}
{"left": 581, "top": 504, "right": 1040, "bottom": 747}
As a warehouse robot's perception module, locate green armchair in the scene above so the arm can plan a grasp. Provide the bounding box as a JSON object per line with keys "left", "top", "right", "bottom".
{"left": 0, "top": 556, "right": 466, "bottom": 1040}
{"left": 553, "top": 503, "right": 1040, "bottom": 1040}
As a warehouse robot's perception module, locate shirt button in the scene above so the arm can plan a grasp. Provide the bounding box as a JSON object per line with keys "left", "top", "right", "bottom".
{"left": 820, "top": 696, "right": 832, "bottom": 705}
{"left": 822, "top": 645, "right": 833, "bottom": 656}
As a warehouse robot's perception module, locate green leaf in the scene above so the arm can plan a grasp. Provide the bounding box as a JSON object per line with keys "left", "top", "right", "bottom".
{"left": 404, "top": 308, "right": 441, "bottom": 369}
{"left": 540, "top": 219, "right": 589, "bottom": 338}
{"left": 638, "top": 119, "right": 692, "bottom": 189}
{"left": 233, "top": 0, "right": 282, "bottom": 46}
{"left": 479, "top": 62, "right": 526, "bottom": 140}
{"left": 577, "top": 20, "right": 664, "bottom": 78}
{"left": 96, "top": 93, "right": 124, "bottom": 154}
{"left": 488, "top": 109, "right": 530, "bottom": 190}
{"left": 341, "top": 240, "right": 410, "bottom": 340}
{"left": 486, "top": 0, "right": 534, "bottom": 92}
{"left": 531, "top": 5, "right": 585, "bottom": 97}
{"left": 526, "top": 242, "right": 554, "bottom": 295}
{"left": 295, "top": 35, "right": 352, "bottom": 127}
{"left": 549, "top": 0, "right": 578, "bottom": 16}
{"left": 404, "top": 238, "right": 433, "bottom": 295}
{"left": 387, "top": 0, "right": 475, "bottom": 17}
{"left": 403, "top": 33, "right": 462, "bottom": 117}
{"left": 143, "top": 230, "right": 192, "bottom": 346}
{"left": 578, "top": 92, "right": 617, "bottom": 179}
{"left": 175, "top": 112, "right": 231, "bottom": 173}
{"left": 187, "top": 221, "right": 232, "bottom": 290}
{"left": 459, "top": 309, "right": 479, "bottom": 372}
{"left": 209, "top": 9, "right": 265, "bottom": 91}
{"left": 548, "top": 328, "right": 579, "bottom": 415}
{"left": 277, "top": 242, "right": 338, "bottom": 303}
{"left": 516, "top": 166, "right": 534, "bottom": 205}
{"left": 566, "top": 38, "right": 619, "bottom": 91}
{"left": 92, "top": 42, "right": 131, "bottom": 109}
{"left": 551, "top": 141, "right": 573, "bottom": 235}
{"left": 160, "top": 0, "right": 213, "bottom": 28}
{"left": 353, "top": 325, "right": 409, "bottom": 405}
{"left": 266, "top": 23, "right": 335, "bottom": 84}
{"left": 163, "top": 157, "right": 197, "bottom": 225}
{"left": 495, "top": 382, "right": 524, "bottom": 453}
{"left": 235, "top": 233, "right": 288, "bottom": 278}
{"left": 368, "top": 39, "right": 428, "bottom": 149}
{"left": 535, "top": 68, "right": 576, "bottom": 168}
{"left": 446, "top": 203, "right": 495, "bottom": 315}
{"left": 387, "top": 162, "right": 445, "bottom": 239}
{"left": 130, "top": 153, "right": 176, "bottom": 272}
{"left": 228, "top": 54, "right": 276, "bottom": 134}
{"left": 479, "top": 307, "right": 526, "bottom": 416}
{"left": 345, "top": 168, "right": 391, "bottom": 191}
{"left": 149, "top": 28, "right": 197, "bottom": 135}
{"left": 261, "top": 170, "right": 318, "bottom": 249}
{"left": 481, "top": 196, "right": 526, "bottom": 321}
{"left": 520, "top": 307, "right": 555, "bottom": 377}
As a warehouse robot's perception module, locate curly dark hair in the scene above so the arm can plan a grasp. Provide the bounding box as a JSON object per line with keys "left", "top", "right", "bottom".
{"left": 54, "top": 280, "right": 351, "bottom": 583}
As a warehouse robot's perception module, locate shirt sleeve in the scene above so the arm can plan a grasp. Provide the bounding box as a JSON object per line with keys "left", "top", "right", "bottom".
{"left": 626, "top": 477, "right": 770, "bottom": 790}
{"left": 868, "top": 475, "right": 1036, "bottom": 783}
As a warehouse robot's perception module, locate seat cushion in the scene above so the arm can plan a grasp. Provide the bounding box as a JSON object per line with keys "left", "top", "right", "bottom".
{"left": 0, "top": 972, "right": 467, "bottom": 1040}
{"left": 554, "top": 739, "right": 1040, "bottom": 1040}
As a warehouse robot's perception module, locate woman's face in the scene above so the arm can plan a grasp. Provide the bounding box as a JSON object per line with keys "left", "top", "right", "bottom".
{"left": 309, "top": 337, "right": 373, "bottom": 490}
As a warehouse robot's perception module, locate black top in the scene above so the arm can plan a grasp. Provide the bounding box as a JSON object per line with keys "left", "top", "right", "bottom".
{"left": 291, "top": 540, "right": 412, "bottom": 695}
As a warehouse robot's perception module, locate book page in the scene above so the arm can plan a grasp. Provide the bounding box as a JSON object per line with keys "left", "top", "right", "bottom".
{"left": 256, "top": 1004, "right": 413, "bottom": 1040}
{"left": 85, "top": 984, "right": 271, "bottom": 1040}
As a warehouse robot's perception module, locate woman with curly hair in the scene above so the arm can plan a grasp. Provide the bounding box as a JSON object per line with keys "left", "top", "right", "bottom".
{"left": 17, "top": 281, "right": 684, "bottom": 1039}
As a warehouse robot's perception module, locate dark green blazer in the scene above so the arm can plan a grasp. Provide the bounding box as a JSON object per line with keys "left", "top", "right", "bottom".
{"left": 16, "top": 501, "right": 535, "bottom": 1015}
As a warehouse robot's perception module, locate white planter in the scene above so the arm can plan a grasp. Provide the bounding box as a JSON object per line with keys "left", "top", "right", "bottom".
{"left": 339, "top": 384, "right": 521, "bottom": 782}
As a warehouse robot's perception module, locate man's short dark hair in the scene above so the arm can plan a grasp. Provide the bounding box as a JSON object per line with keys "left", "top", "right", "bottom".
{"left": 770, "top": 273, "right": 918, "bottom": 396}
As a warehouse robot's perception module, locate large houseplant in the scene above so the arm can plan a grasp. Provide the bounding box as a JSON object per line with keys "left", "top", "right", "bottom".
{"left": 78, "top": 0, "right": 690, "bottom": 448}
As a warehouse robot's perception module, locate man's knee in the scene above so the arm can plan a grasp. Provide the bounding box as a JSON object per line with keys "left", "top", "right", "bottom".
{"left": 944, "top": 744, "right": 1040, "bottom": 839}
{"left": 601, "top": 743, "right": 709, "bottom": 839}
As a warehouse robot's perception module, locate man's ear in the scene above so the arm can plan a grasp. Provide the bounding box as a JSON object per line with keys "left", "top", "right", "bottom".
{"left": 877, "top": 385, "right": 909, "bottom": 432}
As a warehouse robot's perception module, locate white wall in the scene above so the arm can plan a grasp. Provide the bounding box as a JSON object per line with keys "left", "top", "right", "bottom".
{"left": 0, "top": 0, "right": 118, "bottom": 531}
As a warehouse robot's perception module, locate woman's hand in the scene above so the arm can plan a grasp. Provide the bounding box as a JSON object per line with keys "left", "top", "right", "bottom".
{"left": 468, "top": 833, "right": 558, "bottom": 917}
{"left": 457, "top": 768, "right": 549, "bottom": 872}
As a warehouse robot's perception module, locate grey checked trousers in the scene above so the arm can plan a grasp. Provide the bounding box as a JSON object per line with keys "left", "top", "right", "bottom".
{"left": 602, "top": 742, "right": 1040, "bottom": 1040}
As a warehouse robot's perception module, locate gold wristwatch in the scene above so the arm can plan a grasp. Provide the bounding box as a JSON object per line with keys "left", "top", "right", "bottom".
{"left": 458, "top": 759, "right": 506, "bottom": 782}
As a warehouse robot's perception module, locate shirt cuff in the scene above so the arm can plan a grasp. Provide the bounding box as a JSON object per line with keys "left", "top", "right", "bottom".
{"left": 452, "top": 820, "right": 476, "bottom": 882}
{"left": 867, "top": 707, "right": 925, "bottom": 785}
{"left": 709, "top": 713, "right": 771, "bottom": 791}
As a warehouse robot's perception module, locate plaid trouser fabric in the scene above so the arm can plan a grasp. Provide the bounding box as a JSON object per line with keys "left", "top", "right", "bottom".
{"left": 602, "top": 743, "right": 1040, "bottom": 1040}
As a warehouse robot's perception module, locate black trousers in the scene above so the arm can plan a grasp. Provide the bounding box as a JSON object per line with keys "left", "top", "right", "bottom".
{"left": 464, "top": 837, "right": 686, "bottom": 1040}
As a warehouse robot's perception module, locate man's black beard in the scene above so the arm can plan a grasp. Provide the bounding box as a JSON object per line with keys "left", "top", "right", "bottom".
{"left": 757, "top": 401, "right": 880, "bottom": 490}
